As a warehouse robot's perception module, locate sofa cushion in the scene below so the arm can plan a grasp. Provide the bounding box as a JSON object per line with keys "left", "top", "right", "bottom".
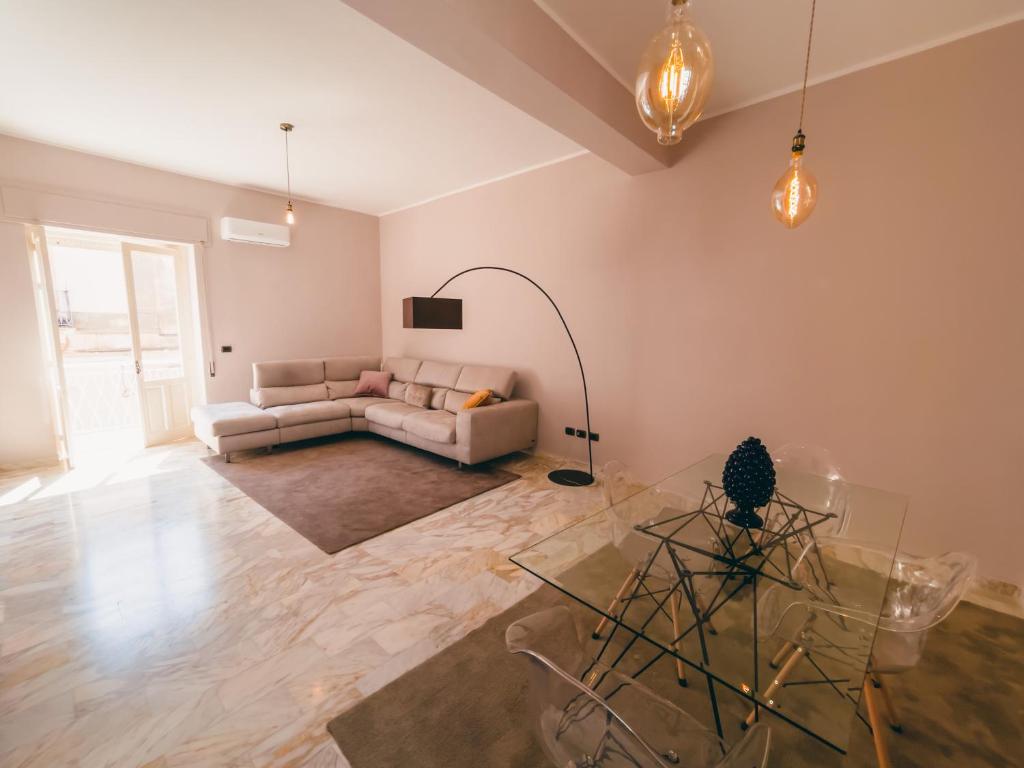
{"left": 252, "top": 359, "right": 324, "bottom": 388}
{"left": 404, "top": 383, "right": 432, "bottom": 408}
{"left": 192, "top": 402, "right": 277, "bottom": 437}
{"left": 265, "top": 400, "right": 351, "bottom": 428}
{"left": 383, "top": 357, "right": 422, "bottom": 384}
{"left": 414, "top": 360, "right": 462, "bottom": 389}
{"left": 454, "top": 365, "right": 516, "bottom": 400}
{"left": 354, "top": 370, "right": 392, "bottom": 397}
{"left": 365, "top": 401, "right": 425, "bottom": 429}
{"left": 326, "top": 380, "right": 358, "bottom": 399}
{"left": 251, "top": 383, "right": 329, "bottom": 408}
{"left": 324, "top": 355, "right": 380, "bottom": 381}
{"left": 403, "top": 410, "right": 457, "bottom": 444}
{"left": 388, "top": 380, "right": 408, "bottom": 401}
{"left": 336, "top": 396, "right": 397, "bottom": 418}
{"left": 430, "top": 387, "right": 449, "bottom": 410}
{"left": 442, "top": 388, "right": 502, "bottom": 413}
{"left": 462, "top": 388, "right": 493, "bottom": 409}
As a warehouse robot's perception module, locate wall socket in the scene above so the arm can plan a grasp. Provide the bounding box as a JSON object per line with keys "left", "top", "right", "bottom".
{"left": 565, "top": 426, "right": 599, "bottom": 442}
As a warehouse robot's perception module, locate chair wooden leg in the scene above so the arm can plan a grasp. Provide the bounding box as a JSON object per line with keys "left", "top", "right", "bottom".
{"left": 593, "top": 568, "right": 639, "bottom": 639}
{"left": 669, "top": 590, "right": 688, "bottom": 687}
{"left": 863, "top": 675, "right": 893, "bottom": 768}
{"left": 744, "top": 646, "right": 805, "bottom": 727}
{"left": 770, "top": 641, "right": 794, "bottom": 669}
{"left": 873, "top": 674, "right": 903, "bottom": 733}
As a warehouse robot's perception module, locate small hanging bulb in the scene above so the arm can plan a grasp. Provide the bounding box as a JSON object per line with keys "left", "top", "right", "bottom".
{"left": 771, "top": 0, "right": 820, "bottom": 229}
{"left": 280, "top": 122, "right": 295, "bottom": 226}
{"left": 771, "top": 131, "right": 817, "bottom": 228}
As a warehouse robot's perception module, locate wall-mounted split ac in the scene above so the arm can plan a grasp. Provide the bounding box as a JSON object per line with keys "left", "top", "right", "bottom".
{"left": 220, "top": 217, "right": 290, "bottom": 247}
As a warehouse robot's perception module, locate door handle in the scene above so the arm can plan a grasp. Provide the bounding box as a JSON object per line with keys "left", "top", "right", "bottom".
{"left": 135, "top": 360, "right": 141, "bottom": 375}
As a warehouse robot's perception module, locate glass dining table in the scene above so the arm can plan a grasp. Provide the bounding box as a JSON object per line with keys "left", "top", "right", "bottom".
{"left": 510, "top": 454, "right": 908, "bottom": 754}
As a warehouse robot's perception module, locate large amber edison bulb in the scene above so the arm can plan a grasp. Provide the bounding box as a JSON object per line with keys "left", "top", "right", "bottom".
{"left": 635, "top": 0, "right": 714, "bottom": 146}
{"left": 771, "top": 151, "right": 818, "bottom": 228}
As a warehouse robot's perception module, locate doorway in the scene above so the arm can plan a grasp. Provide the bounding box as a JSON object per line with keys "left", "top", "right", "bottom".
{"left": 28, "top": 226, "right": 202, "bottom": 467}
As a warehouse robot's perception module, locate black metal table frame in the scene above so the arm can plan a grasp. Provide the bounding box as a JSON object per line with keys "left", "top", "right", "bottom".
{"left": 556, "top": 480, "right": 860, "bottom": 754}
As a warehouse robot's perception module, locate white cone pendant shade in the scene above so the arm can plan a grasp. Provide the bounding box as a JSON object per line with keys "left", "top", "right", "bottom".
{"left": 635, "top": 0, "right": 714, "bottom": 146}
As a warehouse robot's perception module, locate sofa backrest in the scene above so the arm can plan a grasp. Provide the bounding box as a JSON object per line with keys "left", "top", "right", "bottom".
{"left": 249, "top": 355, "right": 518, "bottom": 411}
{"left": 455, "top": 365, "right": 516, "bottom": 400}
{"left": 251, "top": 358, "right": 328, "bottom": 408}
{"left": 414, "top": 360, "right": 462, "bottom": 389}
{"left": 324, "top": 355, "right": 382, "bottom": 399}
{"left": 382, "top": 357, "right": 421, "bottom": 383}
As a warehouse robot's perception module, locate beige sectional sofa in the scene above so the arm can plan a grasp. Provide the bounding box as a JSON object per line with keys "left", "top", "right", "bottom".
{"left": 191, "top": 355, "right": 538, "bottom": 465}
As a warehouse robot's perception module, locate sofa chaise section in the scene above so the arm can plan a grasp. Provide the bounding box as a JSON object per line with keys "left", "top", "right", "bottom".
{"left": 191, "top": 401, "right": 279, "bottom": 460}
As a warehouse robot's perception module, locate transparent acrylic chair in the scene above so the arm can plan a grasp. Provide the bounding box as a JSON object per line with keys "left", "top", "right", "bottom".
{"left": 750, "top": 536, "right": 977, "bottom": 767}
{"left": 595, "top": 461, "right": 719, "bottom": 688}
{"left": 771, "top": 443, "right": 850, "bottom": 536}
{"left": 507, "top": 605, "right": 771, "bottom": 768}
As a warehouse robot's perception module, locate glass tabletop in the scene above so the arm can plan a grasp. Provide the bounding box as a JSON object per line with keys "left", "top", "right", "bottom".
{"left": 510, "top": 454, "right": 908, "bottom": 753}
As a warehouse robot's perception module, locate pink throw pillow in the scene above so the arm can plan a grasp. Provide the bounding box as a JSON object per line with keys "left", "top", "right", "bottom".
{"left": 353, "top": 370, "right": 392, "bottom": 398}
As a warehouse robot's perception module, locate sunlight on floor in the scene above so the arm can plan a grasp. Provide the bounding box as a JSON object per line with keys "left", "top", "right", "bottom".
{"left": 0, "top": 430, "right": 190, "bottom": 507}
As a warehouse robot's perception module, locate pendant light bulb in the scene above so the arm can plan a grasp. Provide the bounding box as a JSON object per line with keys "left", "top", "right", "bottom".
{"left": 280, "top": 122, "right": 295, "bottom": 226}
{"left": 635, "top": 0, "right": 714, "bottom": 146}
{"left": 771, "top": 133, "right": 817, "bottom": 228}
{"left": 772, "top": 0, "right": 820, "bottom": 229}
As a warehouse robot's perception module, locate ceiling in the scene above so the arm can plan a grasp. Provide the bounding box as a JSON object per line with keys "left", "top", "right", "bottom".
{"left": 537, "top": 0, "right": 1024, "bottom": 120}
{"left": 0, "top": 0, "right": 581, "bottom": 216}
{"left": 1, "top": 1, "right": 1021, "bottom": 217}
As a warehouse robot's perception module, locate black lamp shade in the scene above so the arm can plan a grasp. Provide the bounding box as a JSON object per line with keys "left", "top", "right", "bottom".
{"left": 403, "top": 297, "right": 463, "bottom": 329}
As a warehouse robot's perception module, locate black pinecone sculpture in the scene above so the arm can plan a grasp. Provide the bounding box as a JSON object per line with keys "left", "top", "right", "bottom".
{"left": 722, "top": 436, "right": 776, "bottom": 529}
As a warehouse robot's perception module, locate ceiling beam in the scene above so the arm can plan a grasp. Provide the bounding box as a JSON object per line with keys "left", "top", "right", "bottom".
{"left": 339, "top": 0, "right": 671, "bottom": 175}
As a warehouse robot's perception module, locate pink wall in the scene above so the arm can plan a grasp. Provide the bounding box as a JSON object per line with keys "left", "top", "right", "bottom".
{"left": 380, "top": 22, "right": 1024, "bottom": 586}
{"left": 0, "top": 134, "right": 381, "bottom": 415}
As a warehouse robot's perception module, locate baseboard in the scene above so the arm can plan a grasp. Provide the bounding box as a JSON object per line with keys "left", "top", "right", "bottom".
{"left": 0, "top": 456, "right": 62, "bottom": 475}
{"left": 965, "top": 577, "right": 1024, "bottom": 619}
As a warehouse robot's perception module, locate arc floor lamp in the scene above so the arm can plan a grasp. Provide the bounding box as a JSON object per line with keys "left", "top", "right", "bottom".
{"left": 403, "top": 266, "right": 594, "bottom": 487}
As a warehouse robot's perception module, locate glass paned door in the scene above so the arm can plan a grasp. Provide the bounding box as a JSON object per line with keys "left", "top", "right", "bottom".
{"left": 122, "top": 242, "right": 193, "bottom": 446}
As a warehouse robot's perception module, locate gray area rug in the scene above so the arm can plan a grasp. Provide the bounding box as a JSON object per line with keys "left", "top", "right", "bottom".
{"left": 202, "top": 433, "right": 519, "bottom": 554}
{"left": 328, "top": 583, "right": 1024, "bottom": 767}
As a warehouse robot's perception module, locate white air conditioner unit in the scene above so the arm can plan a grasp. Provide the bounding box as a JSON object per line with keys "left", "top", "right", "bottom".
{"left": 220, "top": 217, "right": 290, "bottom": 247}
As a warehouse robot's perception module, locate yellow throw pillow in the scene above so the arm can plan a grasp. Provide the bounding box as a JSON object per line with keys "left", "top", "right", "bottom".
{"left": 462, "top": 388, "right": 493, "bottom": 409}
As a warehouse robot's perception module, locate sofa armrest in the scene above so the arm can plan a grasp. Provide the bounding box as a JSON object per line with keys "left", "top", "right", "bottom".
{"left": 456, "top": 399, "right": 538, "bottom": 464}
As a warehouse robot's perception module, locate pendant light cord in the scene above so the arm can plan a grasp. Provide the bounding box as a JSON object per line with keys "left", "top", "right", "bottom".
{"left": 797, "top": 0, "right": 817, "bottom": 132}
{"left": 284, "top": 129, "right": 293, "bottom": 204}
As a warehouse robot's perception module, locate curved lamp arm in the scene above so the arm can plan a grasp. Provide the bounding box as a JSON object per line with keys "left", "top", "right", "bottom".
{"left": 431, "top": 266, "right": 593, "bottom": 482}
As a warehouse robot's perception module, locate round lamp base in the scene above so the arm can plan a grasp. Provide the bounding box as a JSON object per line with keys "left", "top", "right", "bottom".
{"left": 548, "top": 469, "right": 595, "bottom": 487}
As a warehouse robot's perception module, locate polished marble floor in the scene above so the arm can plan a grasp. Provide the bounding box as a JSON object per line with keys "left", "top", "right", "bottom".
{"left": 0, "top": 439, "right": 607, "bottom": 767}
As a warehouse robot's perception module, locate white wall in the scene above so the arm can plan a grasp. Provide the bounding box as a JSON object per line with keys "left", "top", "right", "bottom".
{"left": 0, "top": 133, "right": 381, "bottom": 465}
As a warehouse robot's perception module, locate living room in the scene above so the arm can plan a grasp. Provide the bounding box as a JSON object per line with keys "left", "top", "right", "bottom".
{"left": 1, "top": 1, "right": 1022, "bottom": 766}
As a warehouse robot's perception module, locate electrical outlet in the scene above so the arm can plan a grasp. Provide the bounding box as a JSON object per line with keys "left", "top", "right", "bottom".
{"left": 565, "top": 426, "right": 575, "bottom": 436}
{"left": 588, "top": 432, "right": 600, "bottom": 442}
{"left": 220, "top": 345, "right": 232, "bottom": 353}
{"left": 575, "top": 429, "right": 586, "bottom": 438}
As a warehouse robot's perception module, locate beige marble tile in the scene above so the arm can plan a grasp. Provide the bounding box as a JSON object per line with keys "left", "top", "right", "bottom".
{"left": 0, "top": 439, "right": 605, "bottom": 767}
